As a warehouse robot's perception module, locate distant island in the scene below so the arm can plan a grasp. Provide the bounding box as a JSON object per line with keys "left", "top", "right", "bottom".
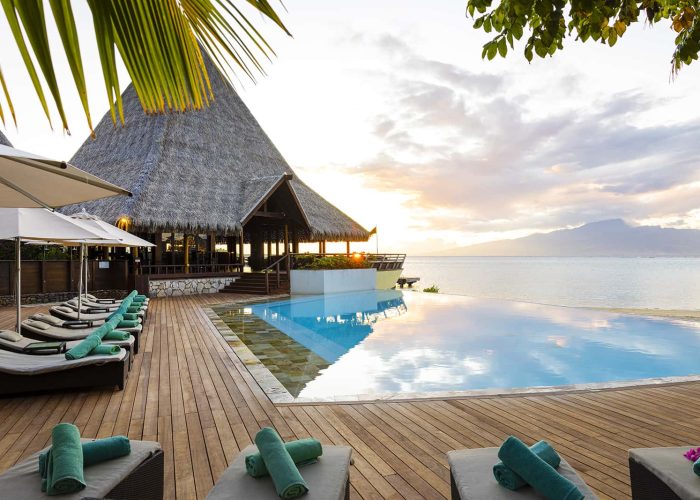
{"left": 439, "top": 219, "right": 700, "bottom": 257}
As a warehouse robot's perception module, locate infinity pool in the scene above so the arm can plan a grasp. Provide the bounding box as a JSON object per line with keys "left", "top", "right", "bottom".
{"left": 213, "top": 291, "right": 700, "bottom": 400}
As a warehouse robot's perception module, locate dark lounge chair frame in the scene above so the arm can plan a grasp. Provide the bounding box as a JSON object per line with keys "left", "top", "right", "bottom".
{"left": 0, "top": 356, "right": 128, "bottom": 396}
{"left": 628, "top": 457, "right": 682, "bottom": 500}
{"left": 104, "top": 449, "right": 164, "bottom": 500}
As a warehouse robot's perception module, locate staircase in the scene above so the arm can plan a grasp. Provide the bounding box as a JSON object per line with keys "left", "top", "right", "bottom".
{"left": 220, "top": 272, "right": 289, "bottom": 295}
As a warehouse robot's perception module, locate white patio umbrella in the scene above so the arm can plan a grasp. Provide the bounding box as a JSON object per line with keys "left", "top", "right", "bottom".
{"left": 0, "top": 208, "right": 108, "bottom": 333}
{"left": 69, "top": 211, "right": 154, "bottom": 300}
{"left": 0, "top": 145, "right": 130, "bottom": 208}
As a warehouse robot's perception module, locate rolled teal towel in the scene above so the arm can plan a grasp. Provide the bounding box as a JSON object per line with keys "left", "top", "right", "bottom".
{"left": 246, "top": 438, "right": 322, "bottom": 477}
{"left": 65, "top": 334, "right": 101, "bottom": 360}
{"left": 104, "top": 330, "right": 129, "bottom": 341}
{"left": 91, "top": 323, "right": 113, "bottom": 340}
{"left": 494, "top": 440, "right": 561, "bottom": 490}
{"left": 121, "top": 313, "right": 139, "bottom": 321}
{"left": 40, "top": 436, "right": 131, "bottom": 478}
{"left": 90, "top": 344, "right": 120, "bottom": 356}
{"left": 126, "top": 306, "right": 141, "bottom": 314}
{"left": 104, "top": 315, "right": 122, "bottom": 331}
{"left": 694, "top": 458, "right": 700, "bottom": 477}
{"left": 133, "top": 296, "right": 147, "bottom": 303}
{"left": 254, "top": 427, "right": 309, "bottom": 499}
{"left": 127, "top": 290, "right": 138, "bottom": 300}
{"left": 498, "top": 436, "right": 583, "bottom": 500}
{"left": 44, "top": 423, "right": 85, "bottom": 495}
{"left": 118, "top": 319, "right": 140, "bottom": 329}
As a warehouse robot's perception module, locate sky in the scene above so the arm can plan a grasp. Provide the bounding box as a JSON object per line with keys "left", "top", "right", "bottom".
{"left": 1, "top": 1, "right": 699, "bottom": 254}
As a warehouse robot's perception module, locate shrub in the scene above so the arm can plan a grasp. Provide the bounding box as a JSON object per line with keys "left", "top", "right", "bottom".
{"left": 295, "top": 254, "right": 371, "bottom": 270}
{"left": 423, "top": 284, "right": 439, "bottom": 293}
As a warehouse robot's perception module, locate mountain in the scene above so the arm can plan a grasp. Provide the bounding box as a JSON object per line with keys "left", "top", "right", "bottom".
{"left": 441, "top": 219, "right": 700, "bottom": 257}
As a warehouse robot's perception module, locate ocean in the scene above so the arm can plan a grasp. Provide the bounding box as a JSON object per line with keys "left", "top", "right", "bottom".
{"left": 401, "top": 256, "right": 700, "bottom": 310}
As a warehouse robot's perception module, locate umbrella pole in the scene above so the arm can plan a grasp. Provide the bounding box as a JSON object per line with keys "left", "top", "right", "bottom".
{"left": 78, "top": 244, "right": 84, "bottom": 320}
{"left": 84, "top": 246, "right": 88, "bottom": 297}
{"left": 15, "top": 238, "right": 21, "bottom": 334}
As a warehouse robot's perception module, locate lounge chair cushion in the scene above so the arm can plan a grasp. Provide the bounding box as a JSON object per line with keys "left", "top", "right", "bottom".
{"left": 30, "top": 314, "right": 64, "bottom": 326}
{"left": 0, "top": 348, "right": 126, "bottom": 375}
{"left": 206, "top": 444, "right": 351, "bottom": 500}
{"left": 23, "top": 319, "right": 50, "bottom": 331}
{"left": 447, "top": 447, "right": 598, "bottom": 499}
{"left": 629, "top": 447, "right": 700, "bottom": 500}
{"left": 0, "top": 439, "right": 161, "bottom": 500}
{"left": 0, "top": 330, "right": 22, "bottom": 342}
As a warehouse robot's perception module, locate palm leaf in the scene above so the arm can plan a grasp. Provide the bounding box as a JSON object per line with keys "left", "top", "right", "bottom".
{"left": 0, "top": 0, "right": 289, "bottom": 131}
{"left": 0, "top": 67, "right": 15, "bottom": 127}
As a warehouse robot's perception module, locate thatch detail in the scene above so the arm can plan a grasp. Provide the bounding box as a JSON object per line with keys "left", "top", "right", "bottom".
{"left": 0, "top": 130, "right": 11, "bottom": 147}
{"left": 63, "top": 57, "right": 369, "bottom": 242}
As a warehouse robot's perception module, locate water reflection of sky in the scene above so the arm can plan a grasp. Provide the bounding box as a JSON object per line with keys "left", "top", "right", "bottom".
{"left": 250, "top": 291, "right": 700, "bottom": 399}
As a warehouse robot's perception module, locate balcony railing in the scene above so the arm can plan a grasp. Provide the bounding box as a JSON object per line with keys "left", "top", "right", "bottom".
{"left": 139, "top": 263, "right": 242, "bottom": 277}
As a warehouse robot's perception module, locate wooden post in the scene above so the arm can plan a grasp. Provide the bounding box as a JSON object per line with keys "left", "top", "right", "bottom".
{"left": 40, "top": 260, "right": 46, "bottom": 293}
{"left": 283, "top": 225, "right": 289, "bottom": 255}
{"left": 275, "top": 237, "right": 279, "bottom": 256}
{"left": 183, "top": 234, "right": 190, "bottom": 274}
{"left": 239, "top": 230, "right": 245, "bottom": 269}
{"left": 154, "top": 233, "right": 162, "bottom": 265}
{"left": 170, "top": 234, "right": 175, "bottom": 265}
{"left": 292, "top": 228, "right": 299, "bottom": 254}
{"left": 346, "top": 241, "right": 350, "bottom": 255}
{"left": 267, "top": 234, "right": 272, "bottom": 262}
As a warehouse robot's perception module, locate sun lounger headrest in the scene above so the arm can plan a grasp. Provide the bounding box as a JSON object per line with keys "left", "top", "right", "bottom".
{"left": 30, "top": 314, "right": 64, "bottom": 326}
{"left": 0, "top": 330, "right": 22, "bottom": 342}
{"left": 53, "top": 306, "right": 73, "bottom": 313}
{"left": 23, "top": 319, "right": 51, "bottom": 331}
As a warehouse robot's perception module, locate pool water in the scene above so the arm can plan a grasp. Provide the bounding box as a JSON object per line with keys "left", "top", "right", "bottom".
{"left": 214, "top": 291, "right": 700, "bottom": 400}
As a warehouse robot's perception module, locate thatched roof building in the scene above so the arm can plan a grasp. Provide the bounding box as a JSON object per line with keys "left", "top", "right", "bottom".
{"left": 0, "top": 130, "right": 11, "bottom": 147}
{"left": 66, "top": 59, "right": 369, "bottom": 244}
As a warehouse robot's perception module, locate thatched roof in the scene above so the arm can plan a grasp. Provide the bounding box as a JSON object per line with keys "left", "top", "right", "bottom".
{"left": 64, "top": 58, "right": 369, "bottom": 242}
{"left": 0, "top": 130, "right": 11, "bottom": 147}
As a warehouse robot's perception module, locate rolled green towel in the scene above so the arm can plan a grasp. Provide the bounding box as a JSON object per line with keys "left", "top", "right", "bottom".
{"left": 126, "top": 290, "right": 138, "bottom": 300}
{"left": 91, "top": 323, "right": 113, "bottom": 340}
{"left": 44, "top": 423, "right": 85, "bottom": 495}
{"left": 104, "top": 315, "right": 122, "bottom": 331}
{"left": 40, "top": 436, "right": 131, "bottom": 478}
{"left": 254, "top": 427, "right": 309, "bottom": 499}
{"left": 494, "top": 440, "right": 561, "bottom": 490}
{"left": 90, "top": 344, "right": 121, "bottom": 356}
{"left": 65, "top": 334, "right": 101, "bottom": 360}
{"left": 498, "top": 436, "right": 583, "bottom": 500}
{"left": 246, "top": 438, "right": 322, "bottom": 478}
{"left": 133, "top": 296, "right": 147, "bottom": 303}
{"left": 126, "top": 306, "right": 142, "bottom": 314}
{"left": 694, "top": 458, "right": 700, "bottom": 477}
{"left": 118, "top": 319, "right": 140, "bottom": 329}
{"left": 104, "top": 330, "right": 129, "bottom": 341}
{"left": 121, "top": 313, "right": 139, "bottom": 321}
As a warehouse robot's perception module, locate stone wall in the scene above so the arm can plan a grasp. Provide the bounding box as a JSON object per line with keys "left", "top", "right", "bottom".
{"left": 149, "top": 277, "right": 235, "bottom": 297}
{"left": 0, "top": 289, "right": 128, "bottom": 306}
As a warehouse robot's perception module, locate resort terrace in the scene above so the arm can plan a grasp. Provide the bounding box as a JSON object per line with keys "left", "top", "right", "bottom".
{"left": 1, "top": 293, "right": 698, "bottom": 499}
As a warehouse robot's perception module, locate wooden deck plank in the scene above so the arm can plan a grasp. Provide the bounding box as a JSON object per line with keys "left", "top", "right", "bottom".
{"left": 3, "top": 294, "right": 700, "bottom": 498}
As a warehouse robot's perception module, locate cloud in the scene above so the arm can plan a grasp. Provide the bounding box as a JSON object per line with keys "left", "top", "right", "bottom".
{"left": 343, "top": 33, "right": 700, "bottom": 236}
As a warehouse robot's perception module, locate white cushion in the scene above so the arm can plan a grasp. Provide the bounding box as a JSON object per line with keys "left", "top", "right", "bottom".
{"left": 23, "top": 320, "right": 50, "bottom": 331}
{"left": 0, "top": 330, "right": 22, "bottom": 342}
{"left": 30, "top": 314, "right": 63, "bottom": 326}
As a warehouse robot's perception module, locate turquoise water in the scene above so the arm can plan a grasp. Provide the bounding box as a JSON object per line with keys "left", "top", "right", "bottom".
{"left": 402, "top": 257, "right": 700, "bottom": 309}
{"left": 251, "top": 291, "right": 700, "bottom": 399}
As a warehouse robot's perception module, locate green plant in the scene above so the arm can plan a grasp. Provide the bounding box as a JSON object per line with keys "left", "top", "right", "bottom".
{"left": 423, "top": 284, "right": 440, "bottom": 293}
{"left": 467, "top": 0, "right": 699, "bottom": 74}
{"left": 0, "top": 0, "right": 289, "bottom": 132}
{"left": 295, "top": 255, "right": 371, "bottom": 270}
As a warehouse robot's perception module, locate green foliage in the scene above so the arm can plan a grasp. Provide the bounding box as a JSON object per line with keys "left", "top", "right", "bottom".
{"left": 0, "top": 242, "right": 71, "bottom": 260}
{"left": 466, "top": 0, "right": 700, "bottom": 73}
{"left": 423, "top": 284, "right": 440, "bottom": 293}
{"left": 0, "top": 0, "right": 290, "bottom": 133}
{"left": 295, "top": 255, "right": 371, "bottom": 270}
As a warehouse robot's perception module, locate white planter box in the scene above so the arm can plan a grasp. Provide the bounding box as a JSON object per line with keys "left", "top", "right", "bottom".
{"left": 290, "top": 268, "right": 376, "bottom": 295}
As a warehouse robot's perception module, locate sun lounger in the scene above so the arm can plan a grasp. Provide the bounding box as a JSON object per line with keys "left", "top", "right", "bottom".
{"left": 629, "top": 447, "right": 700, "bottom": 500}
{"left": 447, "top": 447, "right": 597, "bottom": 499}
{"left": 24, "top": 316, "right": 141, "bottom": 354}
{"left": 0, "top": 348, "right": 128, "bottom": 395}
{"left": 84, "top": 292, "right": 149, "bottom": 305}
{"left": 74, "top": 296, "right": 149, "bottom": 310}
{"left": 64, "top": 298, "right": 148, "bottom": 314}
{"left": 0, "top": 439, "right": 163, "bottom": 500}
{"left": 50, "top": 305, "right": 144, "bottom": 323}
{"left": 0, "top": 329, "right": 136, "bottom": 369}
{"left": 206, "top": 444, "right": 351, "bottom": 500}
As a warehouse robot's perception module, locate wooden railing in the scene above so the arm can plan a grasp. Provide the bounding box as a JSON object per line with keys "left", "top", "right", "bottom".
{"left": 139, "top": 263, "right": 242, "bottom": 276}
{"left": 262, "top": 254, "right": 291, "bottom": 295}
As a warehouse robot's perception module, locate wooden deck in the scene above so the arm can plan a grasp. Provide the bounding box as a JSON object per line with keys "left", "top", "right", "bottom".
{"left": 0, "top": 294, "right": 699, "bottom": 499}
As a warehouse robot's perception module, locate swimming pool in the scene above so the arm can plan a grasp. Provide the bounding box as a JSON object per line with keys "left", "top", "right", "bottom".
{"left": 211, "top": 291, "right": 700, "bottom": 401}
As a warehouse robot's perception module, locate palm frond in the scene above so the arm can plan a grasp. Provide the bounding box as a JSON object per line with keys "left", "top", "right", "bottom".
{"left": 0, "top": 0, "right": 290, "bottom": 132}
{"left": 0, "top": 67, "right": 15, "bottom": 127}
